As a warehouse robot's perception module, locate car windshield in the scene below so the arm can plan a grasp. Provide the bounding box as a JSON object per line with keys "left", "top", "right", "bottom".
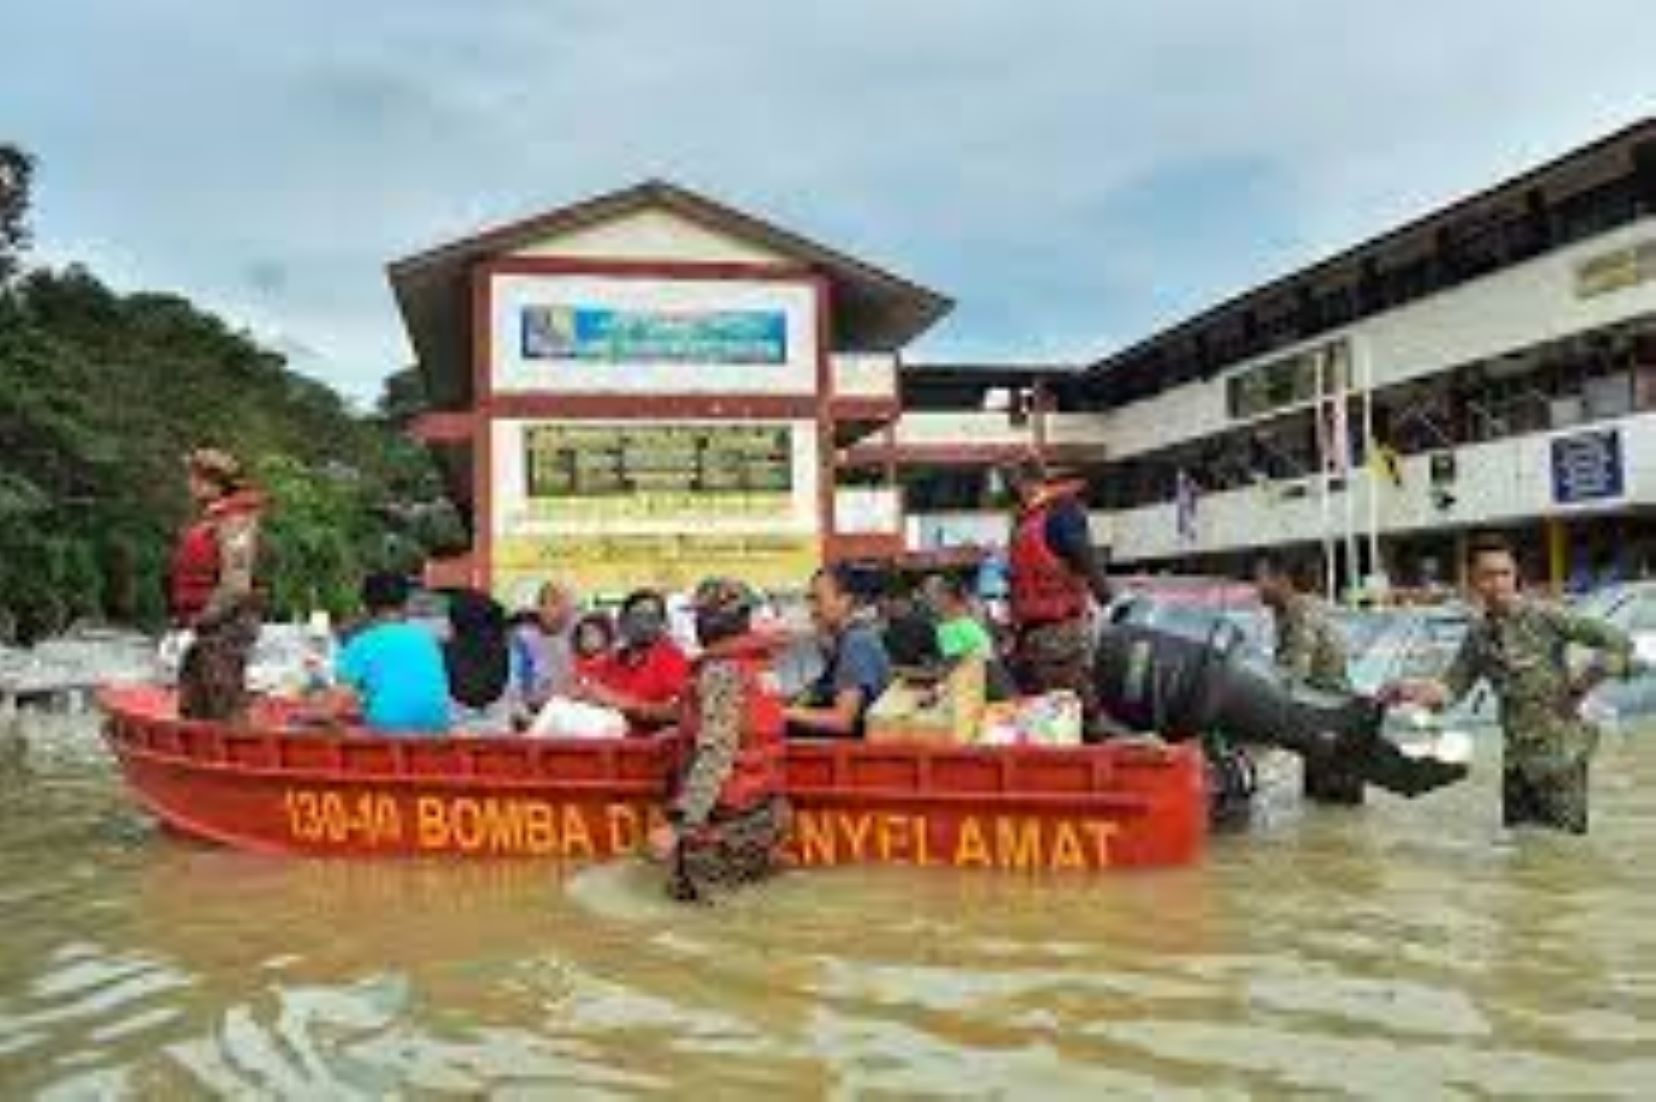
{"left": 1338, "top": 608, "right": 1469, "bottom": 693}
{"left": 1573, "top": 587, "right": 1628, "bottom": 623}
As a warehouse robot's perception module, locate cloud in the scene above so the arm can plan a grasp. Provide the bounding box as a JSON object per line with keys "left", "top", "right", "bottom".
{"left": 5, "top": 0, "right": 1656, "bottom": 400}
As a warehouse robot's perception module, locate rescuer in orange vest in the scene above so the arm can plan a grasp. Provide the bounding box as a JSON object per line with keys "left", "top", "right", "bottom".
{"left": 168, "top": 447, "right": 266, "bottom": 722}
{"left": 650, "top": 577, "right": 790, "bottom": 901}
{"left": 1003, "top": 454, "right": 1114, "bottom": 741}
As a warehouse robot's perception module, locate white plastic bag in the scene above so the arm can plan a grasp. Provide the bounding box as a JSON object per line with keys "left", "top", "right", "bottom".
{"left": 157, "top": 629, "right": 195, "bottom": 683}
{"left": 528, "top": 695, "right": 628, "bottom": 740}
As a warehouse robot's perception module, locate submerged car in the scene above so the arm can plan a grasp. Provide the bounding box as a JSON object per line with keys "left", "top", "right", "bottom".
{"left": 1566, "top": 582, "right": 1656, "bottom": 721}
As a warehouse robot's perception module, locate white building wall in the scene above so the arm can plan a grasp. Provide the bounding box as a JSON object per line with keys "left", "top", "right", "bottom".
{"left": 512, "top": 207, "right": 790, "bottom": 266}
{"left": 1098, "top": 217, "right": 1656, "bottom": 461}
{"left": 879, "top": 410, "right": 1109, "bottom": 451}
{"left": 834, "top": 486, "right": 902, "bottom": 535}
{"left": 831, "top": 352, "right": 898, "bottom": 399}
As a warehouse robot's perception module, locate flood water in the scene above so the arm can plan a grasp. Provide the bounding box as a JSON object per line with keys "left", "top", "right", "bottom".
{"left": 4, "top": 712, "right": 1656, "bottom": 1099}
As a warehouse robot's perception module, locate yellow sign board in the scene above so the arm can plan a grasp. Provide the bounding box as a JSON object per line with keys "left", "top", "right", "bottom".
{"left": 497, "top": 420, "right": 819, "bottom": 598}
{"left": 494, "top": 533, "right": 819, "bottom": 595}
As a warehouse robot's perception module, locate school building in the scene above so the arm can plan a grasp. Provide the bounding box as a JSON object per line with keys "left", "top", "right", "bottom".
{"left": 392, "top": 118, "right": 1656, "bottom": 601}
{"left": 389, "top": 180, "right": 949, "bottom": 605}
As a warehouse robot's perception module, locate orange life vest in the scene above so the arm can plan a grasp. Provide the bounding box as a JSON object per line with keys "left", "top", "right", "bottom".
{"left": 1009, "top": 482, "right": 1090, "bottom": 626}
{"left": 168, "top": 490, "right": 264, "bottom": 624}
{"left": 678, "top": 633, "right": 784, "bottom": 816}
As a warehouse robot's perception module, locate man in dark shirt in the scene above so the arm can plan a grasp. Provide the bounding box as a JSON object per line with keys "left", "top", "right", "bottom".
{"left": 880, "top": 590, "right": 941, "bottom": 668}
{"left": 785, "top": 564, "right": 893, "bottom": 738}
{"left": 1003, "top": 456, "right": 1113, "bottom": 740}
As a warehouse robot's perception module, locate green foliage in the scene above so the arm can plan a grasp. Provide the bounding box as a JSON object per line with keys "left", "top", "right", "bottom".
{"left": 0, "top": 263, "right": 457, "bottom": 642}
{"left": 0, "top": 143, "right": 32, "bottom": 284}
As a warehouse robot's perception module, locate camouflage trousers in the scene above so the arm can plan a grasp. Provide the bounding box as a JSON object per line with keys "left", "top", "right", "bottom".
{"left": 1012, "top": 619, "right": 1103, "bottom": 742}
{"left": 673, "top": 796, "right": 790, "bottom": 901}
{"left": 179, "top": 611, "right": 260, "bottom": 722}
{"left": 1503, "top": 762, "right": 1589, "bottom": 834}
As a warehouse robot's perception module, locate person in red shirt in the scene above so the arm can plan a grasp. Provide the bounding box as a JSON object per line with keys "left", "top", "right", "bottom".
{"left": 577, "top": 589, "right": 690, "bottom": 734}
{"left": 571, "top": 610, "right": 616, "bottom": 683}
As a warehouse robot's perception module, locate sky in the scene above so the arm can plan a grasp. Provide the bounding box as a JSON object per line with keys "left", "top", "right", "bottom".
{"left": 5, "top": 1, "right": 1656, "bottom": 403}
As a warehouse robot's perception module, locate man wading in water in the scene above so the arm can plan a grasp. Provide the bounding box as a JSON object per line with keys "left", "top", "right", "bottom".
{"left": 1255, "top": 551, "right": 1366, "bottom": 805}
{"left": 1386, "top": 533, "right": 1643, "bottom": 833}
{"left": 651, "top": 578, "right": 789, "bottom": 901}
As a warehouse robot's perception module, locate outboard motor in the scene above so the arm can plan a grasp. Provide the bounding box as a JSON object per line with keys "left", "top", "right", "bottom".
{"left": 1094, "top": 599, "right": 1467, "bottom": 799}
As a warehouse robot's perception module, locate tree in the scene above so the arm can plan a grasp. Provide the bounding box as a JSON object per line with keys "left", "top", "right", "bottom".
{"left": 0, "top": 154, "right": 460, "bottom": 638}
{"left": 0, "top": 144, "right": 33, "bottom": 284}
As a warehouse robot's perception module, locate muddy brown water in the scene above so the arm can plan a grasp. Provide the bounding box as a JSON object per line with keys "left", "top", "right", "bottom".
{"left": 3, "top": 713, "right": 1656, "bottom": 1099}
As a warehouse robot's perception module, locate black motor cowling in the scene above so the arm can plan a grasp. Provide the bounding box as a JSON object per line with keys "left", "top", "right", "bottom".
{"left": 1093, "top": 600, "right": 1467, "bottom": 800}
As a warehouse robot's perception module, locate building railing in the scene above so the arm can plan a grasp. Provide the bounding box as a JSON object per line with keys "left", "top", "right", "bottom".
{"left": 1107, "top": 409, "right": 1656, "bottom": 563}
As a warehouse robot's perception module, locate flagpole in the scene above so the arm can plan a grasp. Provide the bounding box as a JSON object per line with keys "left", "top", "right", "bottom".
{"left": 1357, "top": 337, "right": 1382, "bottom": 597}
{"left": 1315, "top": 355, "right": 1337, "bottom": 600}
{"left": 1338, "top": 345, "right": 1360, "bottom": 602}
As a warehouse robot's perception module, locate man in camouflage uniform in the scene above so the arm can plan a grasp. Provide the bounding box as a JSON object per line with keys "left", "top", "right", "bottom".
{"left": 652, "top": 578, "right": 789, "bottom": 902}
{"left": 1255, "top": 551, "right": 1365, "bottom": 805}
{"left": 1387, "top": 533, "right": 1639, "bottom": 834}
{"left": 169, "top": 448, "right": 266, "bottom": 722}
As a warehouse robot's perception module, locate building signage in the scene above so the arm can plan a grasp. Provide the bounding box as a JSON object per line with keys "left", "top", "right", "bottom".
{"left": 1550, "top": 428, "right": 1625, "bottom": 506}
{"left": 520, "top": 304, "right": 788, "bottom": 365}
{"left": 523, "top": 423, "right": 792, "bottom": 500}
{"left": 495, "top": 420, "right": 819, "bottom": 597}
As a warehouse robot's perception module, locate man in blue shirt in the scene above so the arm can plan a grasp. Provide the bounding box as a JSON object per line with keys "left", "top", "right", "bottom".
{"left": 332, "top": 572, "right": 451, "bottom": 734}
{"left": 785, "top": 564, "right": 892, "bottom": 739}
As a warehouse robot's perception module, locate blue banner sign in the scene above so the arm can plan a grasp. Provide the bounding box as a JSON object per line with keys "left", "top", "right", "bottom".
{"left": 521, "top": 304, "right": 787, "bottom": 365}
{"left": 1550, "top": 428, "right": 1625, "bottom": 505}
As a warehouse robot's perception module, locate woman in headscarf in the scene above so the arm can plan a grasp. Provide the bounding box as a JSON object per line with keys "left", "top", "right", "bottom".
{"left": 443, "top": 588, "right": 518, "bottom": 734}
{"left": 170, "top": 447, "right": 266, "bottom": 722}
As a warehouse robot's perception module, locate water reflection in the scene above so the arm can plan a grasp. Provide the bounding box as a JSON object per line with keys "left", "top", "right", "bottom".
{"left": 3, "top": 715, "right": 1656, "bottom": 1096}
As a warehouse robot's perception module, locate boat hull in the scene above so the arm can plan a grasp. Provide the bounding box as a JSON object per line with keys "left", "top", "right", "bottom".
{"left": 101, "top": 687, "right": 1206, "bottom": 871}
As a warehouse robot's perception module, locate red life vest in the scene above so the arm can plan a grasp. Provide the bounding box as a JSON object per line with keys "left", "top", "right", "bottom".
{"left": 1009, "top": 483, "right": 1090, "bottom": 627}
{"left": 678, "top": 634, "right": 784, "bottom": 816}
{"left": 168, "top": 491, "right": 265, "bottom": 624}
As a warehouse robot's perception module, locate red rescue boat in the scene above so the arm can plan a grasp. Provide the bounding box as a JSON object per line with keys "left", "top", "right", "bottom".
{"left": 99, "top": 686, "right": 1207, "bottom": 872}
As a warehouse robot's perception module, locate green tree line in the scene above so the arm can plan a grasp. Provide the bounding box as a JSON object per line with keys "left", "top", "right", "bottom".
{"left": 0, "top": 143, "right": 462, "bottom": 642}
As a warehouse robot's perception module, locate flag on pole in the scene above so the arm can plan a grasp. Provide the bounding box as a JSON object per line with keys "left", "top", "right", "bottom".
{"left": 1175, "top": 468, "right": 1200, "bottom": 543}
{"left": 1322, "top": 394, "right": 1352, "bottom": 477}
{"left": 1370, "top": 441, "right": 1403, "bottom": 489}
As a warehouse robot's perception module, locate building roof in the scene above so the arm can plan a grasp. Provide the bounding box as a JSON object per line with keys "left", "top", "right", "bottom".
{"left": 1084, "top": 117, "right": 1656, "bottom": 393}
{"left": 901, "top": 361, "right": 1083, "bottom": 386}
{"left": 388, "top": 179, "right": 953, "bottom": 406}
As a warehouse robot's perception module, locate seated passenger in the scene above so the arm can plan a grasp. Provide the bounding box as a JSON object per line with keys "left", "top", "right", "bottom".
{"left": 571, "top": 610, "right": 616, "bottom": 683}
{"left": 445, "top": 588, "right": 519, "bottom": 734}
{"left": 651, "top": 577, "right": 790, "bottom": 901}
{"left": 578, "top": 589, "right": 690, "bottom": 734}
{"left": 784, "top": 564, "right": 892, "bottom": 739}
{"left": 510, "top": 580, "right": 579, "bottom": 710}
{"left": 881, "top": 591, "right": 941, "bottom": 667}
{"left": 921, "top": 572, "right": 1018, "bottom": 700}
{"left": 333, "top": 572, "right": 450, "bottom": 735}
